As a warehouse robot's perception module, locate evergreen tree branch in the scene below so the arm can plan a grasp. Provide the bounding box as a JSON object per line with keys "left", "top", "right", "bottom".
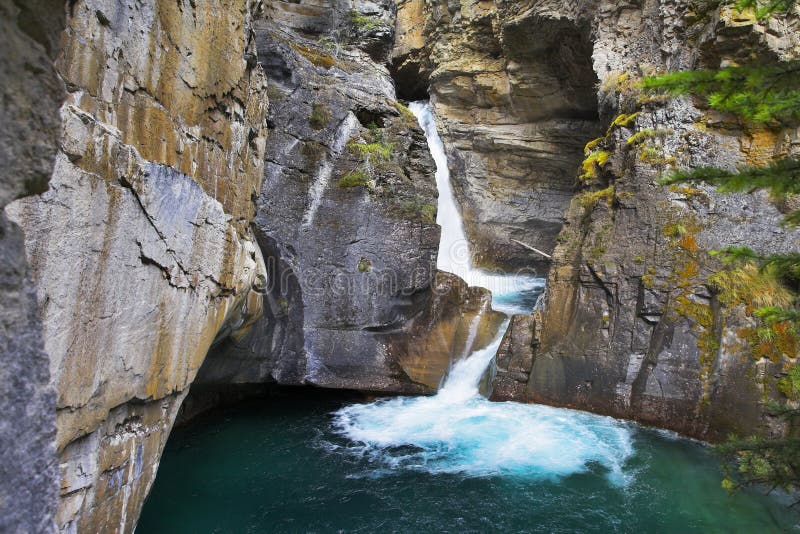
{"left": 642, "top": 63, "right": 800, "bottom": 125}
{"left": 659, "top": 157, "right": 800, "bottom": 196}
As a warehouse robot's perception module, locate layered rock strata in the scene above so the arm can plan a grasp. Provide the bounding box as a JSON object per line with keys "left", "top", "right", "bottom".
{"left": 480, "top": 0, "right": 797, "bottom": 441}
{"left": 5, "top": 1, "right": 270, "bottom": 531}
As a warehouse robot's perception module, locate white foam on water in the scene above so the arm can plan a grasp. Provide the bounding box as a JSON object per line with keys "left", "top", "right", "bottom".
{"left": 332, "top": 328, "right": 634, "bottom": 484}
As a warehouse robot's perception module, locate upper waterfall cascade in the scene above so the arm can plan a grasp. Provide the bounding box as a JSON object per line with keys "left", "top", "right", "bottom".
{"left": 408, "top": 102, "right": 545, "bottom": 316}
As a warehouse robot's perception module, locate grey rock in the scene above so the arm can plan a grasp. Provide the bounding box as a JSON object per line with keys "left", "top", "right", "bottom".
{"left": 198, "top": 9, "right": 496, "bottom": 394}
{"left": 525, "top": 1, "right": 798, "bottom": 441}
{"left": 0, "top": 1, "right": 64, "bottom": 532}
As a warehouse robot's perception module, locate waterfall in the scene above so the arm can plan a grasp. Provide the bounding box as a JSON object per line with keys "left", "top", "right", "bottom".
{"left": 408, "top": 102, "right": 471, "bottom": 277}
{"left": 330, "top": 102, "right": 635, "bottom": 485}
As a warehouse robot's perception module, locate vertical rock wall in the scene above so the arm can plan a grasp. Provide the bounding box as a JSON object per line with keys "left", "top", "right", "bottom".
{"left": 527, "top": 0, "right": 800, "bottom": 441}
{"left": 0, "top": 1, "right": 65, "bottom": 532}
{"left": 5, "top": 1, "right": 270, "bottom": 531}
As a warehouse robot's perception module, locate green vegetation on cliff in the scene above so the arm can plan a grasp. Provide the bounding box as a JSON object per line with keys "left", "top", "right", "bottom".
{"left": 644, "top": 0, "right": 800, "bottom": 498}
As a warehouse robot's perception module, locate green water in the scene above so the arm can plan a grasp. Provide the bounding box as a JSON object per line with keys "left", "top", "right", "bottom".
{"left": 138, "top": 394, "right": 796, "bottom": 533}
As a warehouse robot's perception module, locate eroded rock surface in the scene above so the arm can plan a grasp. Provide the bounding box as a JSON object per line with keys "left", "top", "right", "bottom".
{"left": 490, "top": 313, "right": 539, "bottom": 402}
{"left": 7, "top": 0, "right": 800, "bottom": 531}
{"left": 478, "top": 0, "right": 798, "bottom": 441}
{"left": 390, "top": 272, "right": 506, "bottom": 389}
{"left": 5, "top": 1, "right": 269, "bottom": 531}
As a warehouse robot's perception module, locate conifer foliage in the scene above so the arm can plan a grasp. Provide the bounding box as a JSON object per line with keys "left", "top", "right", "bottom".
{"left": 643, "top": 0, "right": 800, "bottom": 497}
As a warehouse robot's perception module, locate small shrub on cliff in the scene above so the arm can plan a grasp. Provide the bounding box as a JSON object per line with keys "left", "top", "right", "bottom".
{"left": 610, "top": 112, "right": 639, "bottom": 129}
{"left": 338, "top": 170, "right": 369, "bottom": 188}
{"left": 348, "top": 140, "right": 393, "bottom": 161}
{"left": 708, "top": 263, "right": 793, "bottom": 310}
{"left": 778, "top": 364, "right": 800, "bottom": 400}
{"left": 309, "top": 103, "right": 331, "bottom": 130}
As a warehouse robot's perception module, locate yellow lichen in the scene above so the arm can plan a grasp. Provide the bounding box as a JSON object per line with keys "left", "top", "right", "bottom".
{"left": 580, "top": 150, "right": 611, "bottom": 182}
{"left": 580, "top": 186, "right": 615, "bottom": 211}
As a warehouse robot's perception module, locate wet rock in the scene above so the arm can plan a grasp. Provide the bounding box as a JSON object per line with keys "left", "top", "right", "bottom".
{"left": 389, "top": 272, "right": 506, "bottom": 390}
{"left": 490, "top": 313, "right": 539, "bottom": 402}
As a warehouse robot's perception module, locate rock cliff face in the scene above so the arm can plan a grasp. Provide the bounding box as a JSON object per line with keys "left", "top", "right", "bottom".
{"left": 195, "top": 0, "right": 504, "bottom": 395}
{"left": 394, "top": 0, "right": 800, "bottom": 441}
{"left": 5, "top": 1, "right": 270, "bottom": 531}
{"left": 525, "top": 1, "right": 800, "bottom": 441}
{"left": 0, "top": 2, "right": 64, "bottom": 532}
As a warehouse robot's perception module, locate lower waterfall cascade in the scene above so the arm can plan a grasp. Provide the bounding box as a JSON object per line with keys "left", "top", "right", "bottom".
{"left": 331, "top": 102, "right": 635, "bottom": 482}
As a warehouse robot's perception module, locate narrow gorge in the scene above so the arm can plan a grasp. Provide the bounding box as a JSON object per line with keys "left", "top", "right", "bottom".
{"left": 1, "top": 0, "right": 799, "bottom": 532}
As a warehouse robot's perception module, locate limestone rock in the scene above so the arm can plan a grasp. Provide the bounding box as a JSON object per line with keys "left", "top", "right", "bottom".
{"left": 196, "top": 5, "right": 494, "bottom": 395}
{"left": 490, "top": 313, "right": 539, "bottom": 402}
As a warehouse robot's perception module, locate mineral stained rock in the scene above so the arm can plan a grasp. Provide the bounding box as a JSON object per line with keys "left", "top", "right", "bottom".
{"left": 5, "top": 1, "right": 269, "bottom": 531}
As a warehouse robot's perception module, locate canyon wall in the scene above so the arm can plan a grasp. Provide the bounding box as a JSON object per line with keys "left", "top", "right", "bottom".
{"left": 5, "top": 1, "right": 270, "bottom": 531}
{"left": 0, "top": 1, "right": 64, "bottom": 532}
{"left": 395, "top": 0, "right": 800, "bottom": 441}
{"left": 526, "top": 0, "right": 800, "bottom": 441}
{"left": 196, "top": 0, "right": 504, "bottom": 395}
